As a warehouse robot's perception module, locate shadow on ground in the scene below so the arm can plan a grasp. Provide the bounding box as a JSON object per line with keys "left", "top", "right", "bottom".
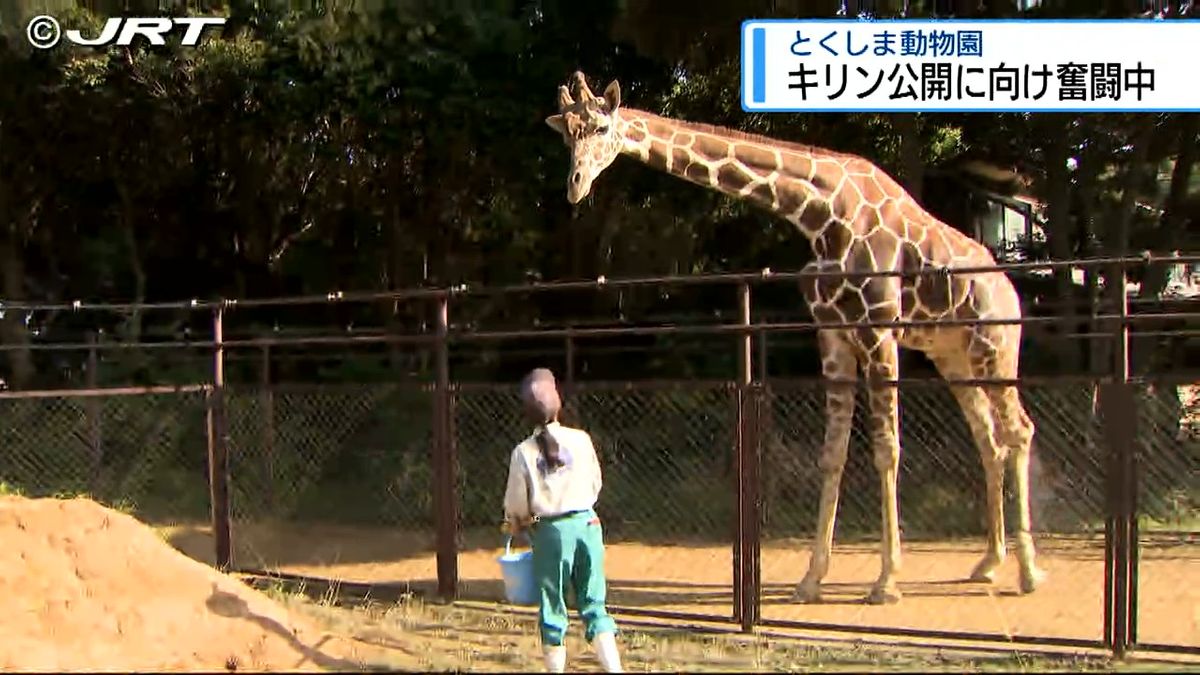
{"left": 205, "top": 584, "right": 365, "bottom": 671}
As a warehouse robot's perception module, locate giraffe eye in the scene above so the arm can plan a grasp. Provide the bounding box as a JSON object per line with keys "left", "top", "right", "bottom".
{"left": 595, "top": 125, "right": 609, "bottom": 135}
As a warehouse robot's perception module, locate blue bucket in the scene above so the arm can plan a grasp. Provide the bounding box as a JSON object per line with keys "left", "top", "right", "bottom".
{"left": 497, "top": 535, "right": 538, "bottom": 606}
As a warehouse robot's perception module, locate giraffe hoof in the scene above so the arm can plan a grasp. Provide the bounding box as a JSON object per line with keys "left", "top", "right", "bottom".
{"left": 968, "top": 568, "right": 999, "bottom": 584}
{"left": 1019, "top": 566, "right": 1047, "bottom": 594}
{"left": 793, "top": 581, "right": 823, "bottom": 604}
{"left": 865, "top": 584, "right": 902, "bottom": 605}
{"left": 968, "top": 557, "right": 1004, "bottom": 583}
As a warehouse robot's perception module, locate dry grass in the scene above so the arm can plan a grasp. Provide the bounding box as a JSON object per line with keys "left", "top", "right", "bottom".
{"left": 162, "top": 518, "right": 1199, "bottom": 649}
{"left": 159, "top": 515, "right": 1198, "bottom": 671}
{"left": 246, "top": 577, "right": 1198, "bottom": 673}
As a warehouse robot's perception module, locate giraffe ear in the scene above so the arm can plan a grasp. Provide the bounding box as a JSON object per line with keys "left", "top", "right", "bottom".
{"left": 603, "top": 80, "right": 621, "bottom": 111}
{"left": 556, "top": 85, "right": 574, "bottom": 111}
{"left": 545, "top": 114, "right": 568, "bottom": 135}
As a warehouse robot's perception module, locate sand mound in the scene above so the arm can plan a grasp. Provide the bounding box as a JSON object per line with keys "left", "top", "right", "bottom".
{"left": 0, "top": 496, "right": 367, "bottom": 672}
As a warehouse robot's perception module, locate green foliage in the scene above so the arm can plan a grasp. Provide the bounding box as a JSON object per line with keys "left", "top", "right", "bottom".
{"left": 0, "top": 0, "right": 1189, "bottom": 390}
{"left": 0, "top": 0, "right": 1193, "bottom": 543}
{"left": 0, "top": 392, "right": 209, "bottom": 522}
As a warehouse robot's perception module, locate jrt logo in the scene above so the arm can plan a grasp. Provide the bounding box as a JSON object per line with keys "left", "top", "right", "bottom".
{"left": 26, "top": 15, "right": 226, "bottom": 49}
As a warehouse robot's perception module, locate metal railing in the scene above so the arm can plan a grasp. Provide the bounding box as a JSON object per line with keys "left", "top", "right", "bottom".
{"left": 1, "top": 253, "right": 1196, "bottom": 658}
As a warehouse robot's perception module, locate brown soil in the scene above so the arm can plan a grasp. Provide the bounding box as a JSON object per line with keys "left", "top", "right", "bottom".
{"left": 0, "top": 496, "right": 381, "bottom": 672}
{"left": 167, "top": 520, "right": 1200, "bottom": 651}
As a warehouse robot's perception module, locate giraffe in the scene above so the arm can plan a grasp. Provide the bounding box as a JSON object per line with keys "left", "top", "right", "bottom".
{"left": 544, "top": 71, "right": 1047, "bottom": 605}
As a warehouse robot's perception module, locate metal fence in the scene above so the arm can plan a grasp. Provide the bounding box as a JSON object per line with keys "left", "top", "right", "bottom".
{"left": 0, "top": 254, "right": 1196, "bottom": 658}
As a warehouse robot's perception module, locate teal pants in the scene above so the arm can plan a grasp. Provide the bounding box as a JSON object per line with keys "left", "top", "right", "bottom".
{"left": 530, "top": 509, "right": 618, "bottom": 646}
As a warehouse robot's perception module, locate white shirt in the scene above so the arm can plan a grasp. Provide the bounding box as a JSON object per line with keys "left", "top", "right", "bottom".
{"left": 503, "top": 421, "right": 603, "bottom": 522}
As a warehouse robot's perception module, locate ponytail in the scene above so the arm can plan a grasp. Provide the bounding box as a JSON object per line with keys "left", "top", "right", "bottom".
{"left": 535, "top": 425, "right": 564, "bottom": 471}
{"left": 520, "top": 368, "right": 564, "bottom": 472}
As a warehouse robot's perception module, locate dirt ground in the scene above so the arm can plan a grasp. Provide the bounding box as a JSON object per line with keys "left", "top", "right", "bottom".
{"left": 165, "top": 519, "right": 1200, "bottom": 652}
{"left": 1, "top": 495, "right": 1192, "bottom": 673}
{"left": 260, "top": 589, "right": 1196, "bottom": 672}
{"left": 0, "top": 496, "right": 401, "bottom": 672}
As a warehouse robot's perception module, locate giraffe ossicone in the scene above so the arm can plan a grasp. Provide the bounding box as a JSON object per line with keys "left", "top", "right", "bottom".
{"left": 545, "top": 70, "right": 1048, "bottom": 605}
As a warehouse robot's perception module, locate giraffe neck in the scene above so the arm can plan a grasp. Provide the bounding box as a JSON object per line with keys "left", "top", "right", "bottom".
{"left": 615, "top": 108, "right": 861, "bottom": 247}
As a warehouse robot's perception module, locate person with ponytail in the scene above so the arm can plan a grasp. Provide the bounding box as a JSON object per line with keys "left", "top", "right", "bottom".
{"left": 503, "top": 367, "right": 622, "bottom": 673}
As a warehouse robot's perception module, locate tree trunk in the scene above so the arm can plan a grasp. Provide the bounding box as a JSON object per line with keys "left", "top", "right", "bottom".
{"left": 1132, "top": 115, "right": 1195, "bottom": 378}
{"left": 979, "top": 0, "right": 1018, "bottom": 17}
{"left": 117, "top": 183, "right": 146, "bottom": 344}
{"left": 1096, "top": 120, "right": 1156, "bottom": 376}
{"left": 387, "top": 220, "right": 407, "bottom": 373}
{"left": 0, "top": 228, "right": 33, "bottom": 389}
{"left": 1074, "top": 145, "right": 1104, "bottom": 374}
{"left": 116, "top": 182, "right": 148, "bottom": 385}
{"left": 1140, "top": 114, "right": 1196, "bottom": 299}
{"left": 385, "top": 160, "right": 408, "bottom": 374}
{"left": 1041, "top": 117, "right": 1080, "bottom": 371}
{"left": 893, "top": 113, "right": 924, "bottom": 202}
{"left": 952, "top": 0, "right": 977, "bottom": 16}
{"left": 1103, "top": 0, "right": 1141, "bottom": 16}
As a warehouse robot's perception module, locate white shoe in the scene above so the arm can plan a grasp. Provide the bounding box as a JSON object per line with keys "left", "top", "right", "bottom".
{"left": 592, "top": 632, "right": 623, "bottom": 673}
{"left": 543, "top": 645, "right": 566, "bottom": 673}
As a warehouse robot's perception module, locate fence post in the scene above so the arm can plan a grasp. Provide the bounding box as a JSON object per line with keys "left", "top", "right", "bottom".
{"left": 432, "top": 293, "right": 459, "bottom": 598}
{"left": 206, "top": 304, "right": 233, "bottom": 571}
{"left": 565, "top": 329, "right": 576, "bottom": 386}
{"left": 734, "top": 282, "right": 761, "bottom": 632}
{"left": 1100, "top": 260, "right": 1137, "bottom": 657}
{"left": 1119, "top": 260, "right": 1140, "bottom": 652}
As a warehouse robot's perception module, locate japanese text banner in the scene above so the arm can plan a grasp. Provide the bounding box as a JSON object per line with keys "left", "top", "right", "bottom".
{"left": 741, "top": 19, "right": 1200, "bottom": 113}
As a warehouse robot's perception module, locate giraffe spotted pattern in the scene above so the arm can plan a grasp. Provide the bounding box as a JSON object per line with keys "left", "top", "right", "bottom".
{"left": 545, "top": 71, "right": 1046, "bottom": 605}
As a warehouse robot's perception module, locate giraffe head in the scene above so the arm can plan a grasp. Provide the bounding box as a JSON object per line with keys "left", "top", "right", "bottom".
{"left": 544, "top": 71, "right": 623, "bottom": 204}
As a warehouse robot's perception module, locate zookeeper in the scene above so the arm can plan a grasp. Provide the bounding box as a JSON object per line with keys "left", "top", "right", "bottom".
{"left": 502, "top": 367, "right": 623, "bottom": 673}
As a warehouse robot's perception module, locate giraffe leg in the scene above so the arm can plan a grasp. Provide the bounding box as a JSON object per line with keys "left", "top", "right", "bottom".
{"left": 974, "top": 323, "right": 1047, "bottom": 594}
{"left": 933, "top": 352, "right": 1009, "bottom": 584}
{"left": 794, "top": 330, "right": 857, "bottom": 604}
{"left": 988, "top": 383, "right": 1046, "bottom": 593}
{"left": 862, "top": 331, "right": 903, "bottom": 605}
{"left": 962, "top": 387, "right": 1009, "bottom": 583}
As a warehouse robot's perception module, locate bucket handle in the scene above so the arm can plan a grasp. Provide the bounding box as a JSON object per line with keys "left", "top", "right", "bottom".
{"left": 505, "top": 532, "right": 531, "bottom": 555}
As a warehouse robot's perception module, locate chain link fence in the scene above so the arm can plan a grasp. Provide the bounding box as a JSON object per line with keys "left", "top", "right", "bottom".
{"left": 0, "top": 375, "right": 1193, "bottom": 651}
{"left": 758, "top": 380, "right": 1109, "bottom": 640}
{"left": 761, "top": 380, "right": 1112, "bottom": 540}
{"left": 0, "top": 390, "right": 209, "bottom": 525}
{"left": 0, "top": 255, "right": 1193, "bottom": 655}
{"left": 453, "top": 382, "right": 737, "bottom": 619}
{"left": 1134, "top": 381, "right": 1200, "bottom": 649}
{"left": 225, "top": 383, "right": 435, "bottom": 583}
